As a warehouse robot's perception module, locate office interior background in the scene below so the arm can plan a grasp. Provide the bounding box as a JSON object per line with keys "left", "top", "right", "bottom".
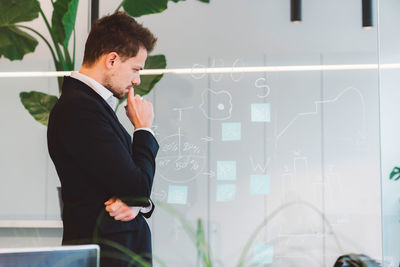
{"left": 0, "top": 0, "right": 400, "bottom": 266}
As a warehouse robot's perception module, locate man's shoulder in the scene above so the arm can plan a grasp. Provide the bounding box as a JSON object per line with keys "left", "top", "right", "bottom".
{"left": 58, "top": 77, "right": 103, "bottom": 108}
{"left": 49, "top": 78, "right": 107, "bottom": 125}
{"left": 62, "top": 77, "right": 95, "bottom": 99}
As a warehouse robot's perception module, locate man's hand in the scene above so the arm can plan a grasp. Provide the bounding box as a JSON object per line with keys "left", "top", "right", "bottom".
{"left": 125, "top": 88, "right": 154, "bottom": 128}
{"left": 104, "top": 197, "right": 140, "bottom": 222}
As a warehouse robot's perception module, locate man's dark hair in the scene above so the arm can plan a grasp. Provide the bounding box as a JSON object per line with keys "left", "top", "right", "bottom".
{"left": 82, "top": 11, "right": 157, "bottom": 66}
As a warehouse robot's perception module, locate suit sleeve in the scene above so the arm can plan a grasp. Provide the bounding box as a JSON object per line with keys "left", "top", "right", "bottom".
{"left": 139, "top": 199, "right": 155, "bottom": 218}
{"left": 60, "top": 101, "right": 159, "bottom": 206}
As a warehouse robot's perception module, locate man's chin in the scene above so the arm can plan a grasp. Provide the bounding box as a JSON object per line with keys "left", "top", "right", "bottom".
{"left": 113, "top": 93, "right": 124, "bottom": 100}
{"left": 113, "top": 88, "right": 130, "bottom": 99}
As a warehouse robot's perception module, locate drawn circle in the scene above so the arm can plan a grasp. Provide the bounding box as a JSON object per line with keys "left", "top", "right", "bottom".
{"left": 230, "top": 59, "right": 244, "bottom": 82}
{"left": 190, "top": 64, "right": 207, "bottom": 80}
{"left": 156, "top": 132, "right": 207, "bottom": 183}
{"left": 211, "top": 58, "right": 224, "bottom": 82}
{"left": 257, "top": 85, "right": 271, "bottom": 98}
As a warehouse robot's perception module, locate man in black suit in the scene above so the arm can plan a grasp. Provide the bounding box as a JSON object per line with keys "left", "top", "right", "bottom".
{"left": 47, "top": 12, "right": 159, "bottom": 266}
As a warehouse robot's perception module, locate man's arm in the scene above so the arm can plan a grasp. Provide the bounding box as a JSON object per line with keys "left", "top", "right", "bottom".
{"left": 61, "top": 99, "right": 158, "bottom": 205}
{"left": 102, "top": 89, "right": 157, "bottom": 220}
{"left": 105, "top": 197, "right": 155, "bottom": 221}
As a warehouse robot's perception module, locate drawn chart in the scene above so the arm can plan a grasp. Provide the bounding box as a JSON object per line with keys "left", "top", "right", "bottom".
{"left": 276, "top": 87, "right": 367, "bottom": 142}
{"left": 157, "top": 128, "right": 207, "bottom": 184}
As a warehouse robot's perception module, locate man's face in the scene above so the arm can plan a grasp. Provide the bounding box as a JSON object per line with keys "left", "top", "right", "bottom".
{"left": 104, "top": 47, "right": 147, "bottom": 99}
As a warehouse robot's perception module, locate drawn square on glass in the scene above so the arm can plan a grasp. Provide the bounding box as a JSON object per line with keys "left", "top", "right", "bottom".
{"left": 167, "top": 185, "right": 188, "bottom": 205}
{"left": 253, "top": 244, "right": 274, "bottom": 264}
{"left": 251, "top": 103, "right": 271, "bottom": 122}
{"left": 222, "top": 122, "right": 241, "bottom": 141}
{"left": 217, "top": 161, "right": 237, "bottom": 181}
{"left": 250, "top": 175, "right": 270, "bottom": 195}
{"left": 216, "top": 184, "right": 236, "bottom": 202}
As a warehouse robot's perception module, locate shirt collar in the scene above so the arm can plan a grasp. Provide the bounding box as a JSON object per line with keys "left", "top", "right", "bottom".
{"left": 70, "top": 71, "right": 117, "bottom": 110}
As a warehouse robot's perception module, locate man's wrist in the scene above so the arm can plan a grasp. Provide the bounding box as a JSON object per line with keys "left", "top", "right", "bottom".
{"left": 139, "top": 200, "right": 152, "bottom": 214}
{"left": 134, "top": 128, "right": 155, "bottom": 136}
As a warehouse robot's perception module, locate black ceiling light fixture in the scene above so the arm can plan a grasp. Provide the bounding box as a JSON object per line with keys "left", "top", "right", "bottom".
{"left": 291, "top": 0, "right": 302, "bottom": 23}
{"left": 362, "top": 0, "right": 373, "bottom": 29}
{"left": 91, "top": 0, "right": 99, "bottom": 26}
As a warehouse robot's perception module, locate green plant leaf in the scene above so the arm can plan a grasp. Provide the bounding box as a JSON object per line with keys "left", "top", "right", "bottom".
{"left": 196, "top": 219, "right": 212, "bottom": 267}
{"left": 122, "top": 0, "right": 168, "bottom": 17}
{"left": 51, "top": 0, "right": 78, "bottom": 47}
{"left": 0, "top": 0, "right": 40, "bottom": 24}
{"left": 116, "top": 54, "right": 166, "bottom": 111}
{"left": 20, "top": 91, "right": 58, "bottom": 126}
{"left": 169, "top": 0, "right": 210, "bottom": 3}
{"left": 0, "top": 26, "right": 38, "bottom": 60}
{"left": 135, "top": 54, "right": 166, "bottom": 95}
{"left": 62, "top": 0, "right": 78, "bottom": 47}
{"left": 390, "top": 167, "right": 400, "bottom": 181}
{"left": 0, "top": 0, "right": 40, "bottom": 60}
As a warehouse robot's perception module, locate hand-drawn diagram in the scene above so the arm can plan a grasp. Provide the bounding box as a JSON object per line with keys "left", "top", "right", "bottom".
{"left": 191, "top": 58, "right": 245, "bottom": 82}
{"left": 253, "top": 244, "right": 274, "bottom": 264}
{"left": 173, "top": 106, "right": 194, "bottom": 121}
{"left": 167, "top": 185, "right": 188, "bottom": 205}
{"left": 255, "top": 77, "right": 271, "bottom": 98}
{"left": 221, "top": 122, "right": 241, "bottom": 141}
{"left": 250, "top": 175, "right": 270, "bottom": 195}
{"left": 216, "top": 184, "right": 236, "bottom": 202}
{"left": 230, "top": 58, "right": 244, "bottom": 82}
{"left": 281, "top": 167, "right": 297, "bottom": 204}
{"left": 276, "top": 87, "right": 367, "bottom": 142}
{"left": 251, "top": 103, "right": 271, "bottom": 122}
{"left": 190, "top": 63, "right": 207, "bottom": 80}
{"left": 201, "top": 136, "right": 214, "bottom": 142}
{"left": 157, "top": 128, "right": 207, "bottom": 183}
{"left": 210, "top": 58, "right": 224, "bottom": 82}
{"left": 217, "top": 161, "right": 237, "bottom": 181}
{"left": 324, "top": 165, "right": 346, "bottom": 216}
{"left": 199, "top": 88, "right": 233, "bottom": 121}
{"left": 249, "top": 157, "right": 271, "bottom": 173}
{"left": 152, "top": 190, "right": 167, "bottom": 201}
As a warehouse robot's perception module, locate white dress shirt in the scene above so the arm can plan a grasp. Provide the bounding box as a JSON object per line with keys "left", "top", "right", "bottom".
{"left": 70, "top": 71, "right": 153, "bottom": 214}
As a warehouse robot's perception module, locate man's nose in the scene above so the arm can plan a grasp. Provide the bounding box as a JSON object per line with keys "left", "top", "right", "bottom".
{"left": 132, "top": 75, "right": 141, "bottom": 86}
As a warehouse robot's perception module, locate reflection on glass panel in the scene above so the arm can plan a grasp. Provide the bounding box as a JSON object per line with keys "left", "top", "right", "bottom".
{"left": 143, "top": 51, "right": 380, "bottom": 266}
{"left": 0, "top": 0, "right": 388, "bottom": 266}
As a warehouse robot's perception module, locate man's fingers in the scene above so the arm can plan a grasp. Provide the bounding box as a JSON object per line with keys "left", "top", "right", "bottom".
{"left": 127, "top": 89, "right": 144, "bottom": 108}
{"left": 121, "top": 215, "right": 135, "bottom": 222}
{"left": 105, "top": 204, "right": 115, "bottom": 213}
{"left": 105, "top": 199, "right": 123, "bottom": 213}
{"left": 108, "top": 205, "right": 139, "bottom": 222}
{"left": 128, "top": 87, "right": 134, "bottom": 100}
{"left": 104, "top": 197, "right": 116, "bottom": 205}
{"left": 113, "top": 206, "right": 132, "bottom": 220}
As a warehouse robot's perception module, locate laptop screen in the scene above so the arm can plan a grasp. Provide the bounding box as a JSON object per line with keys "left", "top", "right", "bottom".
{"left": 0, "top": 245, "right": 99, "bottom": 267}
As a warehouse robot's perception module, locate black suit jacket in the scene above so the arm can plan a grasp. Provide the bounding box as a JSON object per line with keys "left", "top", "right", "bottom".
{"left": 47, "top": 76, "right": 159, "bottom": 266}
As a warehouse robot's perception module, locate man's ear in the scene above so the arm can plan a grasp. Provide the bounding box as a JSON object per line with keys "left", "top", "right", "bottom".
{"left": 104, "top": 52, "right": 119, "bottom": 70}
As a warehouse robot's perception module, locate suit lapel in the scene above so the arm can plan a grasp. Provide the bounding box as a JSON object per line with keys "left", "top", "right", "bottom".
{"left": 101, "top": 101, "right": 132, "bottom": 151}
{"left": 66, "top": 77, "right": 132, "bottom": 151}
